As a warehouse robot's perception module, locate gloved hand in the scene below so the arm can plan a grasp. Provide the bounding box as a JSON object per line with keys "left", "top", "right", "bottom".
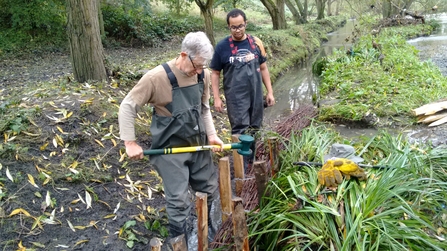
{"left": 317, "top": 159, "right": 343, "bottom": 188}
{"left": 332, "top": 158, "right": 367, "bottom": 181}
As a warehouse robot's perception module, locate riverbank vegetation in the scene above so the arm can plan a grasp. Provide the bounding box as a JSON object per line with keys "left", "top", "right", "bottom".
{"left": 249, "top": 125, "right": 447, "bottom": 250}
{"left": 317, "top": 16, "right": 446, "bottom": 127}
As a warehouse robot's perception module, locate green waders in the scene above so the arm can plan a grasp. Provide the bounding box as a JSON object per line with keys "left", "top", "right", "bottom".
{"left": 149, "top": 64, "right": 219, "bottom": 246}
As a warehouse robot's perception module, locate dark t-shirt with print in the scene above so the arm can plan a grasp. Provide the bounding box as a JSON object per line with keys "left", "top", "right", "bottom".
{"left": 210, "top": 35, "right": 267, "bottom": 72}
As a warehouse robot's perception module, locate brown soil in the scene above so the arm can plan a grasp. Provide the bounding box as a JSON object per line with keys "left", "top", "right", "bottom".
{"left": 0, "top": 44, "right": 233, "bottom": 251}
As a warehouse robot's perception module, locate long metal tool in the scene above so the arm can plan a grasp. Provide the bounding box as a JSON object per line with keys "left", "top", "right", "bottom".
{"left": 143, "top": 135, "right": 254, "bottom": 156}
{"left": 293, "top": 161, "right": 391, "bottom": 169}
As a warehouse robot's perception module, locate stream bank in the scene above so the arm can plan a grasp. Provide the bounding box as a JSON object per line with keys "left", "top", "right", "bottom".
{"left": 265, "top": 13, "right": 447, "bottom": 146}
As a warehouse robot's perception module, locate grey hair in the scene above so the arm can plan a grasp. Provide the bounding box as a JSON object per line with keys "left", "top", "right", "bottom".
{"left": 181, "top": 31, "right": 214, "bottom": 63}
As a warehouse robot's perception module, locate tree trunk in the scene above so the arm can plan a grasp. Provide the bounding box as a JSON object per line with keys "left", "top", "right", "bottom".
{"left": 97, "top": 0, "right": 105, "bottom": 38}
{"left": 194, "top": 0, "right": 215, "bottom": 45}
{"left": 285, "top": 0, "right": 302, "bottom": 24}
{"left": 335, "top": 0, "right": 342, "bottom": 15}
{"left": 327, "top": 0, "right": 335, "bottom": 16}
{"left": 277, "top": 0, "right": 286, "bottom": 28}
{"left": 303, "top": 0, "right": 308, "bottom": 23}
{"left": 316, "top": 0, "right": 327, "bottom": 19}
{"left": 66, "top": 0, "right": 107, "bottom": 83}
{"left": 260, "top": 0, "right": 287, "bottom": 30}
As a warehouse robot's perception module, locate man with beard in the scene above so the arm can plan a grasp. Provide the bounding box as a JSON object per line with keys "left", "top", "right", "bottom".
{"left": 210, "top": 8, "right": 275, "bottom": 171}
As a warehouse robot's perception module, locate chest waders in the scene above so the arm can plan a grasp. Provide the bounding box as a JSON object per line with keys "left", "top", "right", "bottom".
{"left": 223, "top": 34, "right": 264, "bottom": 135}
{"left": 149, "top": 64, "right": 219, "bottom": 244}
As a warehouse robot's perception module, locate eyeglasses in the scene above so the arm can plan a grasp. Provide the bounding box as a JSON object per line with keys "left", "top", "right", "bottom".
{"left": 229, "top": 23, "right": 246, "bottom": 31}
{"left": 188, "top": 55, "right": 207, "bottom": 70}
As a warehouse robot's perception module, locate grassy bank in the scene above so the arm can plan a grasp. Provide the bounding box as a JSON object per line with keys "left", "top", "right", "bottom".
{"left": 317, "top": 19, "right": 447, "bottom": 126}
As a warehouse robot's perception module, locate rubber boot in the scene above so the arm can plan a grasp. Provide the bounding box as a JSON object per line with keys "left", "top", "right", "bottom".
{"left": 207, "top": 201, "right": 217, "bottom": 244}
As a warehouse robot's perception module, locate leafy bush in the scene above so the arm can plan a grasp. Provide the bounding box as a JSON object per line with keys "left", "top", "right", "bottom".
{"left": 102, "top": 5, "right": 204, "bottom": 47}
{"left": 0, "top": 0, "right": 67, "bottom": 55}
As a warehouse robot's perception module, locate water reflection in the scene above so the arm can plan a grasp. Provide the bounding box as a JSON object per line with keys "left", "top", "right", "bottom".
{"left": 264, "top": 20, "right": 356, "bottom": 127}
{"left": 407, "top": 13, "right": 447, "bottom": 76}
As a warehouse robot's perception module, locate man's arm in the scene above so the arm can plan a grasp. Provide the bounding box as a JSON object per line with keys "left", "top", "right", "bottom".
{"left": 260, "top": 62, "right": 275, "bottom": 106}
{"left": 118, "top": 95, "right": 143, "bottom": 159}
{"left": 211, "top": 69, "right": 224, "bottom": 112}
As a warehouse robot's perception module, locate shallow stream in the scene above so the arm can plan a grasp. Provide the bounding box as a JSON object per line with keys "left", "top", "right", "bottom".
{"left": 265, "top": 13, "right": 447, "bottom": 145}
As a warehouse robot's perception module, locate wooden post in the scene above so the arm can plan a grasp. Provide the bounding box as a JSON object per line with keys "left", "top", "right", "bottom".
{"left": 196, "top": 192, "right": 208, "bottom": 251}
{"left": 268, "top": 137, "right": 279, "bottom": 176}
{"left": 169, "top": 234, "right": 187, "bottom": 251}
{"left": 253, "top": 161, "right": 268, "bottom": 206}
{"left": 149, "top": 237, "right": 162, "bottom": 251}
{"left": 218, "top": 157, "right": 232, "bottom": 222}
{"left": 232, "top": 197, "right": 250, "bottom": 251}
{"left": 232, "top": 134, "right": 245, "bottom": 196}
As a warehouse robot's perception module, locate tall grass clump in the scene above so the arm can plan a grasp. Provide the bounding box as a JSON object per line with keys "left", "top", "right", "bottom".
{"left": 248, "top": 125, "right": 447, "bottom": 250}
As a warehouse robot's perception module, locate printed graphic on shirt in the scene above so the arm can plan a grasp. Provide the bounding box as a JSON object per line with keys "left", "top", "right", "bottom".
{"left": 229, "top": 49, "right": 255, "bottom": 64}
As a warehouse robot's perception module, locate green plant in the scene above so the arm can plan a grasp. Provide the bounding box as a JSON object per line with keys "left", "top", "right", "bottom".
{"left": 249, "top": 126, "right": 447, "bottom": 250}
{"left": 119, "top": 220, "right": 150, "bottom": 248}
{"left": 144, "top": 219, "right": 169, "bottom": 238}
{"left": 318, "top": 24, "right": 446, "bottom": 124}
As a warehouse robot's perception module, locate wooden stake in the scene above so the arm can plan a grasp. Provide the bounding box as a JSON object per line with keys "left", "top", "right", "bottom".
{"left": 268, "top": 137, "right": 279, "bottom": 176}
{"left": 219, "top": 157, "right": 232, "bottom": 222}
{"left": 169, "top": 234, "right": 187, "bottom": 251}
{"left": 232, "top": 134, "right": 245, "bottom": 196}
{"left": 253, "top": 161, "right": 268, "bottom": 206}
{"left": 149, "top": 237, "right": 162, "bottom": 251}
{"left": 232, "top": 197, "right": 250, "bottom": 251}
{"left": 196, "top": 192, "right": 208, "bottom": 251}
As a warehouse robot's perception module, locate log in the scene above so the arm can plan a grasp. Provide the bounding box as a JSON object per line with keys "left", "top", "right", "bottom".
{"left": 253, "top": 161, "right": 268, "bottom": 206}
{"left": 419, "top": 111, "right": 447, "bottom": 123}
{"left": 268, "top": 137, "right": 279, "bottom": 176}
{"left": 429, "top": 115, "right": 447, "bottom": 127}
{"left": 169, "top": 234, "right": 187, "bottom": 251}
{"left": 218, "top": 157, "right": 232, "bottom": 222}
{"left": 149, "top": 237, "right": 162, "bottom": 251}
{"left": 196, "top": 192, "right": 208, "bottom": 251}
{"left": 412, "top": 101, "right": 447, "bottom": 116}
{"left": 232, "top": 197, "right": 250, "bottom": 251}
{"left": 232, "top": 135, "right": 245, "bottom": 197}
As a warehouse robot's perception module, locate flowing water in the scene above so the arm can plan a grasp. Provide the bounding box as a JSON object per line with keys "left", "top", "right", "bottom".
{"left": 265, "top": 14, "right": 447, "bottom": 144}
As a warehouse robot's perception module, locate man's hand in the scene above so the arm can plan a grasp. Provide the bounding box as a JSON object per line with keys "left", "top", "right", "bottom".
{"left": 265, "top": 92, "right": 275, "bottom": 107}
{"left": 332, "top": 158, "right": 367, "bottom": 181}
{"left": 317, "top": 159, "right": 343, "bottom": 188}
{"left": 208, "top": 134, "right": 224, "bottom": 152}
{"left": 124, "top": 141, "right": 143, "bottom": 160}
{"left": 213, "top": 97, "right": 224, "bottom": 113}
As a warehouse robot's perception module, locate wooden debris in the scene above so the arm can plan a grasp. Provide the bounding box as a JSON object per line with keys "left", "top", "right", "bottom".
{"left": 413, "top": 101, "right": 447, "bottom": 127}
{"left": 196, "top": 192, "right": 208, "bottom": 251}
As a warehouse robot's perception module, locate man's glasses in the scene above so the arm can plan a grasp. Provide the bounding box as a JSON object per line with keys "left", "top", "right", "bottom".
{"left": 229, "top": 23, "right": 246, "bottom": 31}
{"left": 188, "top": 55, "right": 207, "bottom": 70}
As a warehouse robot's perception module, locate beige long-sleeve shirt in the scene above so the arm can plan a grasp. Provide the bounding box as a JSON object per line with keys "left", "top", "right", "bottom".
{"left": 118, "top": 59, "right": 217, "bottom": 141}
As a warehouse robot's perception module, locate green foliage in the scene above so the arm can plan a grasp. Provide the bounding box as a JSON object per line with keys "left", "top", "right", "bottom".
{"left": 156, "top": 0, "right": 192, "bottom": 15}
{"left": 249, "top": 125, "right": 447, "bottom": 250}
{"left": 0, "top": 100, "right": 39, "bottom": 135}
{"left": 0, "top": 0, "right": 67, "bottom": 54}
{"left": 318, "top": 24, "right": 446, "bottom": 123}
{"left": 102, "top": 5, "right": 204, "bottom": 47}
{"left": 427, "top": 18, "right": 441, "bottom": 31}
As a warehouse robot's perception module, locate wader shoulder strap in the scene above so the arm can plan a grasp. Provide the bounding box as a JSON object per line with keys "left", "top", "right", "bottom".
{"left": 162, "top": 63, "right": 204, "bottom": 86}
{"left": 162, "top": 63, "right": 179, "bottom": 88}
{"left": 252, "top": 36, "right": 267, "bottom": 57}
{"left": 198, "top": 71, "right": 204, "bottom": 83}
